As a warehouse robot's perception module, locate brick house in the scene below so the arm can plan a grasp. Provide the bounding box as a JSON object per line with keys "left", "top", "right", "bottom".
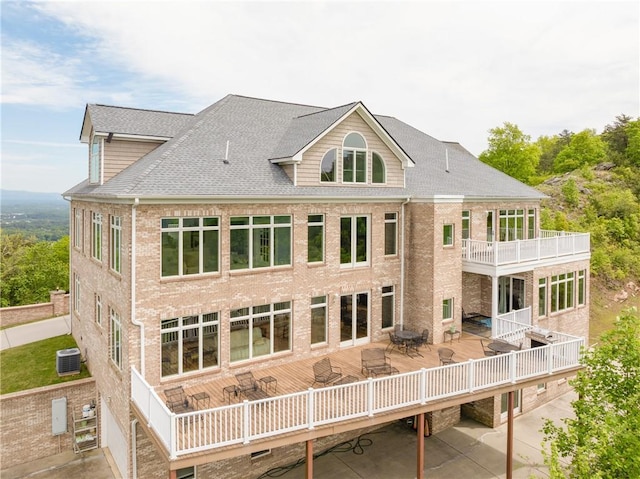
{"left": 65, "top": 95, "right": 589, "bottom": 478}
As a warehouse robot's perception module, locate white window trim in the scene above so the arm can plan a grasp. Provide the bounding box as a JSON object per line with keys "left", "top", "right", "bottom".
{"left": 310, "top": 295, "right": 328, "bottom": 346}
{"left": 341, "top": 131, "right": 368, "bottom": 184}
{"left": 110, "top": 307, "right": 122, "bottom": 370}
{"left": 307, "top": 214, "right": 325, "bottom": 264}
{"left": 340, "top": 215, "right": 370, "bottom": 268}
{"left": 110, "top": 215, "right": 122, "bottom": 274}
{"left": 161, "top": 217, "right": 221, "bottom": 277}
{"left": 229, "top": 215, "right": 292, "bottom": 271}
{"left": 384, "top": 212, "right": 398, "bottom": 256}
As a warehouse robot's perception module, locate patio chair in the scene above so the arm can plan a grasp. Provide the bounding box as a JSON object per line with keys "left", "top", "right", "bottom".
{"left": 361, "top": 348, "right": 399, "bottom": 377}
{"left": 163, "top": 386, "right": 195, "bottom": 413}
{"left": 312, "top": 358, "right": 342, "bottom": 386}
{"left": 437, "top": 347, "right": 457, "bottom": 365}
{"left": 480, "top": 339, "right": 496, "bottom": 357}
{"left": 417, "top": 329, "right": 432, "bottom": 351}
{"left": 386, "top": 332, "right": 406, "bottom": 354}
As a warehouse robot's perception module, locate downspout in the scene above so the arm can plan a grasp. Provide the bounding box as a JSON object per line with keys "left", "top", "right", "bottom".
{"left": 131, "top": 419, "right": 138, "bottom": 479}
{"left": 400, "top": 197, "right": 411, "bottom": 328}
{"left": 131, "top": 198, "right": 145, "bottom": 376}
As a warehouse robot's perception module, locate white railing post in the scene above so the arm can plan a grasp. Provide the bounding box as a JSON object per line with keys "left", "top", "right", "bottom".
{"left": 468, "top": 359, "right": 476, "bottom": 393}
{"left": 169, "top": 415, "right": 177, "bottom": 459}
{"left": 420, "top": 368, "right": 427, "bottom": 404}
{"left": 510, "top": 351, "right": 517, "bottom": 383}
{"left": 547, "top": 344, "right": 554, "bottom": 375}
{"left": 242, "top": 400, "right": 250, "bottom": 444}
{"left": 367, "top": 377, "right": 375, "bottom": 417}
{"left": 307, "top": 388, "right": 315, "bottom": 430}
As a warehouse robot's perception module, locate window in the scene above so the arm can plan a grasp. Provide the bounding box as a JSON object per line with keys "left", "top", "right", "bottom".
{"left": 372, "top": 152, "right": 385, "bottom": 183}
{"left": 91, "top": 212, "right": 102, "bottom": 261}
{"left": 95, "top": 294, "right": 102, "bottom": 326}
{"left": 384, "top": 213, "right": 397, "bottom": 255}
{"left": 110, "top": 215, "right": 121, "bottom": 274}
{"left": 161, "top": 313, "right": 219, "bottom": 376}
{"left": 340, "top": 215, "right": 369, "bottom": 267}
{"left": 443, "top": 224, "right": 454, "bottom": 246}
{"left": 499, "top": 209, "right": 524, "bottom": 241}
{"left": 342, "top": 132, "right": 367, "bottom": 183}
{"left": 442, "top": 298, "right": 453, "bottom": 321}
{"left": 578, "top": 270, "right": 586, "bottom": 306}
{"left": 176, "top": 467, "right": 195, "bottom": 479}
{"left": 320, "top": 149, "right": 336, "bottom": 182}
{"left": 551, "top": 272, "right": 575, "bottom": 313}
{"left": 538, "top": 278, "right": 547, "bottom": 317}
{"left": 462, "top": 210, "right": 470, "bottom": 240}
{"left": 307, "top": 214, "right": 324, "bottom": 263}
{"left": 161, "top": 217, "right": 219, "bottom": 277}
{"left": 310, "top": 296, "right": 327, "bottom": 345}
{"left": 381, "top": 286, "right": 395, "bottom": 329}
{"left": 230, "top": 215, "right": 291, "bottom": 270}
{"left": 90, "top": 135, "right": 101, "bottom": 184}
{"left": 74, "top": 273, "right": 80, "bottom": 313}
{"left": 230, "top": 302, "right": 291, "bottom": 362}
{"left": 74, "top": 208, "right": 83, "bottom": 250}
{"left": 527, "top": 209, "right": 536, "bottom": 239}
{"left": 486, "top": 211, "right": 494, "bottom": 242}
{"left": 109, "top": 307, "right": 122, "bottom": 369}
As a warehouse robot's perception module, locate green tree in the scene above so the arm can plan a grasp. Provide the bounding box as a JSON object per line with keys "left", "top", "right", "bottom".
{"left": 554, "top": 129, "right": 606, "bottom": 173}
{"left": 625, "top": 119, "right": 640, "bottom": 166}
{"left": 542, "top": 308, "right": 640, "bottom": 478}
{"left": 562, "top": 178, "right": 580, "bottom": 207}
{"left": 479, "top": 122, "right": 540, "bottom": 183}
{"left": 601, "top": 114, "right": 632, "bottom": 159}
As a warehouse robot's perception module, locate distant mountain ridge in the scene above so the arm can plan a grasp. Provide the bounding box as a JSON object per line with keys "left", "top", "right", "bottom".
{"left": 1, "top": 189, "right": 67, "bottom": 206}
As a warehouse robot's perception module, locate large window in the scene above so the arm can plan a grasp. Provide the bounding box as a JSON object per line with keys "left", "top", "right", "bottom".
{"left": 161, "top": 313, "right": 219, "bottom": 377}
{"left": 551, "top": 272, "right": 575, "bottom": 313}
{"left": 230, "top": 302, "right": 291, "bottom": 362}
{"left": 499, "top": 209, "right": 524, "bottom": 241}
{"left": 384, "top": 213, "right": 397, "bottom": 255}
{"left": 342, "top": 132, "right": 367, "bottom": 183}
{"left": 310, "top": 296, "right": 327, "bottom": 345}
{"left": 74, "top": 208, "right": 83, "bottom": 250}
{"left": 381, "top": 286, "right": 395, "bottom": 329}
{"left": 230, "top": 215, "right": 291, "bottom": 270}
{"left": 110, "top": 307, "right": 122, "bottom": 369}
{"left": 91, "top": 212, "right": 102, "bottom": 261}
{"left": 161, "top": 217, "right": 219, "bottom": 277}
{"left": 110, "top": 215, "right": 121, "bottom": 274}
{"left": 538, "top": 278, "right": 547, "bottom": 317}
{"left": 320, "top": 149, "right": 336, "bottom": 182}
{"left": 372, "top": 152, "right": 386, "bottom": 183}
{"left": 90, "top": 135, "right": 101, "bottom": 184}
{"left": 307, "top": 214, "right": 324, "bottom": 263}
{"left": 340, "top": 215, "right": 369, "bottom": 267}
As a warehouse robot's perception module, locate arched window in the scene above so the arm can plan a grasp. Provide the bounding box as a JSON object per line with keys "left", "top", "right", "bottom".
{"left": 320, "top": 148, "right": 336, "bottom": 182}
{"left": 372, "top": 152, "right": 386, "bottom": 183}
{"left": 342, "top": 133, "right": 367, "bottom": 183}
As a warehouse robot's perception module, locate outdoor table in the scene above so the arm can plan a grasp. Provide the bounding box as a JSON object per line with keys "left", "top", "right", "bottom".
{"left": 396, "top": 330, "right": 423, "bottom": 357}
{"left": 488, "top": 341, "right": 520, "bottom": 354}
{"left": 443, "top": 329, "right": 461, "bottom": 344}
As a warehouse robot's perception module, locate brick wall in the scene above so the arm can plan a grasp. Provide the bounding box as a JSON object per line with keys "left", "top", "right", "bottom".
{"left": 0, "top": 290, "right": 69, "bottom": 328}
{"left": 0, "top": 378, "right": 97, "bottom": 469}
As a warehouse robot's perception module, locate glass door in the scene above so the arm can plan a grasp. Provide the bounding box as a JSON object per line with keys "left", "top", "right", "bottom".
{"left": 498, "top": 276, "right": 525, "bottom": 314}
{"left": 500, "top": 390, "right": 521, "bottom": 421}
{"left": 340, "top": 292, "right": 369, "bottom": 346}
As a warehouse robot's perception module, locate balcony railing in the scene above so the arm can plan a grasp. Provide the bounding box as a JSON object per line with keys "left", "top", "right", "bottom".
{"left": 462, "top": 230, "right": 590, "bottom": 266}
{"left": 131, "top": 334, "right": 584, "bottom": 459}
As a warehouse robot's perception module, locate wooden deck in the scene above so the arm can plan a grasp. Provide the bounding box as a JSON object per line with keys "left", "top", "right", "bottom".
{"left": 163, "top": 333, "right": 490, "bottom": 410}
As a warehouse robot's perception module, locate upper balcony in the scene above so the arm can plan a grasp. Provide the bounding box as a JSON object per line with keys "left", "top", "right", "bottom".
{"left": 462, "top": 230, "right": 590, "bottom": 275}
{"left": 131, "top": 326, "right": 584, "bottom": 463}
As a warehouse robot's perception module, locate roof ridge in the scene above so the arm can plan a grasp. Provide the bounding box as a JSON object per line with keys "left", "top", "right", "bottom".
{"left": 228, "top": 94, "right": 328, "bottom": 111}
{"left": 294, "top": 101, "right": 359, "bottom": 120}
{"left": 90, "top": 103, "right": 194, "bottom": 117}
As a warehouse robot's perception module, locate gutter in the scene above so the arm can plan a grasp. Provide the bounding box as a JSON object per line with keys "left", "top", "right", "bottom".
{"left": 131, "top": 198, "right": 145, "bottom": 376}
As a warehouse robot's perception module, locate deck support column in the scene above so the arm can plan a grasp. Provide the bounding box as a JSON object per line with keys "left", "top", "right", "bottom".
{"left": 169, "top": 469, "right": 177, "bottom": 479}
{"left": 417, "top": 413, "right": 425, "bottom": 479}
{"left": 506, "top": 391, "right": 514, "bottom": 479}
{"left": 305, "top": 439, "right": 313, "bottom": 479}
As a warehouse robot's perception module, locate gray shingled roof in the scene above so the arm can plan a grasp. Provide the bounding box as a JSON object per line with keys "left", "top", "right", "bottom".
{"left": 66, "top": 95, "right": 545, "bottom": 201}
{"left": 80, "top": 104, "right": 194, "bottom": 141}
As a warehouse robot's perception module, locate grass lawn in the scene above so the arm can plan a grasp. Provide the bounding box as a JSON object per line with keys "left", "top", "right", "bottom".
{"left": 1, "top": 335, "right": 91, "bottom": 394}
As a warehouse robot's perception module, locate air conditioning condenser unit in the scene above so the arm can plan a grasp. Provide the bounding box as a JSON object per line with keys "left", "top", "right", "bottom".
{"left": 56, "top": 348, "right": 81, "bottom": 375}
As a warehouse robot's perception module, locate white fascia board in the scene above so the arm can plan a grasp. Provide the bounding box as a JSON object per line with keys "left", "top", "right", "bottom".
{"left": 72, "top": 195, "right": 413, "bottom": 205}
{"left": 411, "top": 195, "right": 465, "bottom": 204}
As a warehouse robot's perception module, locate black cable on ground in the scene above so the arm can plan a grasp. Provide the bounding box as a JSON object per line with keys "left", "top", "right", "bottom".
{"left": 256, "top": 430, "right": 385, "bottom": 478}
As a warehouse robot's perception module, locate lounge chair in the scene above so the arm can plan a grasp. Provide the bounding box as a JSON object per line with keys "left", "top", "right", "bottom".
{"left": 164, "top": 386, "right": 195, "bottom": 413}
{"left": 312, "top": 358, "right": 342, "bottom": 386}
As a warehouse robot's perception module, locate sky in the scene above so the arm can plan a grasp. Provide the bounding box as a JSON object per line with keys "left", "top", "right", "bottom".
{"left": 1, "top": 1, "right": 638, "bottom": 194}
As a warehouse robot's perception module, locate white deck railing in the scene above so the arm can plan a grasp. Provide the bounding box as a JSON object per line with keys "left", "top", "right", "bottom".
{"left": 462, "top": 231, "right": 590, "bottom": 266}
{"left": 131, "top": 334, "right": 584, "bottom": 459}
